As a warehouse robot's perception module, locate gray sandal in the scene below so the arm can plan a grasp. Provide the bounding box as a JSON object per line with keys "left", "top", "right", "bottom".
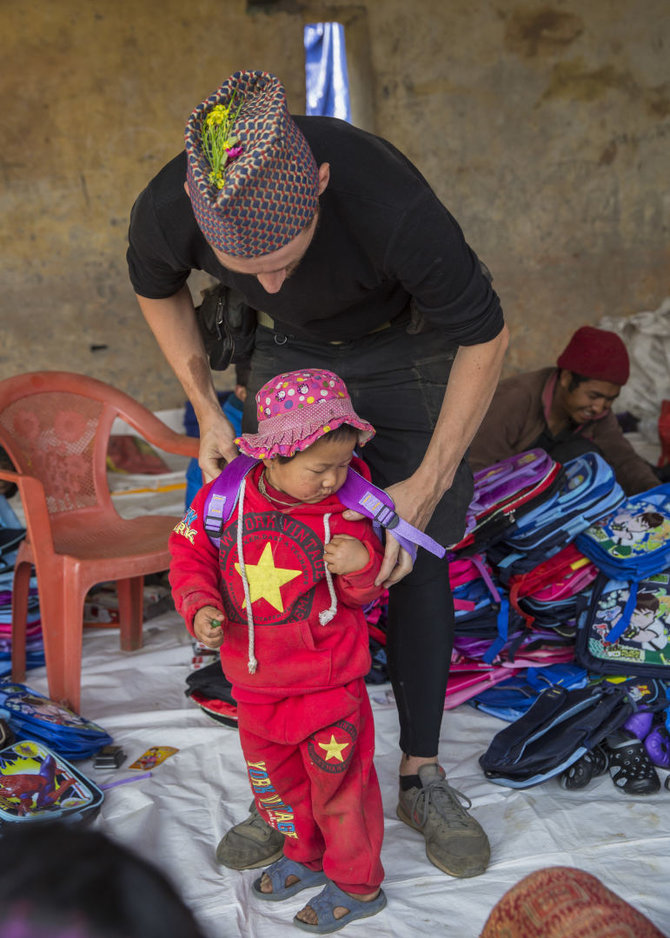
{"left": 252, "top": 856, "right": 327, "bottom": 902}
{"left": 293, "top": 881, "right": 387, "bottom": 934}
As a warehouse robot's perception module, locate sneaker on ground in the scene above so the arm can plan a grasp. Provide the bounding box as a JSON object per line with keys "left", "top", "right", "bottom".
{"left": 396, "top": 764, "right": 490, "bottom": 878}
{"left": 216, "top": 801, "right": 285, "bottom": 870}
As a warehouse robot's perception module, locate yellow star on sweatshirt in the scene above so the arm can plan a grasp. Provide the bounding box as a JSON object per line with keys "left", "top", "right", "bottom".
{"left": 235, "top": 542, "right": 301, "bottom": 613}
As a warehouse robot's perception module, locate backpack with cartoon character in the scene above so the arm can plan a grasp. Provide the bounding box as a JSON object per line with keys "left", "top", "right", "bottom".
{"left": 0, "top": 738, "right": 104, "bottom": 825}
{"left": 0, "top": 681, "right": 112, "bottom": 761}
{"left": 575, "top": 571, "right": 670, "bottom": 679}
{"left": 575, "top": 484, "right": 670, "bottom": 581}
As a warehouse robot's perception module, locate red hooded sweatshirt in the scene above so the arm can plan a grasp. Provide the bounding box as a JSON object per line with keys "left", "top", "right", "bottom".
{"left": 169, "top": 458, "right": 385, "bottom": 700}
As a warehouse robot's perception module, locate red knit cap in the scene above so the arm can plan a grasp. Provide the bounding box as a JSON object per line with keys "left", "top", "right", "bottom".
{"left": 556, "top": 326, "right": 630, "bottom": 386}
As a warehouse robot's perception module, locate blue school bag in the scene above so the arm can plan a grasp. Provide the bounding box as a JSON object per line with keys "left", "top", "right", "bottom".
{"left": 469, "top": 662, "right": 589, "bottom": 722}
{"left": 491, "top": 452, "right": 625, "bottom": 575}
{"left": 0, "top": 682, "right": 112, "bottom": 761}
{"left": 0, "top": 739, "right": 104, "bottom": 825}
{"left": 478, "top": 680, "right": 634, "bottom": 788}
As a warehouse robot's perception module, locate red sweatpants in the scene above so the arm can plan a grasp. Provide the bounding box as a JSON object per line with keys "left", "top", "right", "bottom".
{"left": 236, "top": 678, "right": 384, "bottom": 894}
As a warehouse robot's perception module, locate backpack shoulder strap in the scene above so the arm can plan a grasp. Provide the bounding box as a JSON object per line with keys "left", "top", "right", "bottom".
{"left": 203, "top": 458, "right": 446, "bottom": 559}
{"left": 336, "top": 467, "right": 446, "bottom": 559}
{"left": 203, "top": 454, "right": 259, "bottom": 541}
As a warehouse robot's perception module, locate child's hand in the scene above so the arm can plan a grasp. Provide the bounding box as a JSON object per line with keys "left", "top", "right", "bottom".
{"left": 193, "top": 606, "right": 225, "bottom": 648}
{"left": 324, "top": 535, "right": 370, "bottom": 576}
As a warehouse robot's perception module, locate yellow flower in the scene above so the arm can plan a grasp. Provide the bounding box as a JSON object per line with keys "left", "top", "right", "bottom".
{"left": 206, "top": 104, "right": 229, "bottom": 127}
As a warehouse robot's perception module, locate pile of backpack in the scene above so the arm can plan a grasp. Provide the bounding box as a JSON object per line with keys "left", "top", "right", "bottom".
{"left": 449, "top": 451, "right": 670, "bottom": 790}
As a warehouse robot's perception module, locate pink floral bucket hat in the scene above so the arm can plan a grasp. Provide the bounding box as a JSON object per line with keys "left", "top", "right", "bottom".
{"left": 236, "top": 369, "right": 375, "bottom": 459}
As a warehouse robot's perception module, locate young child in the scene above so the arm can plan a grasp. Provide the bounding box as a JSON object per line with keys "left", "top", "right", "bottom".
{"left": 169, "top": 369, "right": 387, "bottom": 934}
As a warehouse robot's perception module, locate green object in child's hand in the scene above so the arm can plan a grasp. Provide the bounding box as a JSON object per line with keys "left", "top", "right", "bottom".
{"left": 211, "top": 619, "right": 222, "bottom": 629}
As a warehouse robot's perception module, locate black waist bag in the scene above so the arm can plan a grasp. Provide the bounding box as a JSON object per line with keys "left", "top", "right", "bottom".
{"left": 195, "top": 284, "right": 257, "bottom": 371}
{"left": 479, "top": 682, "right": 633, "bottom": 788}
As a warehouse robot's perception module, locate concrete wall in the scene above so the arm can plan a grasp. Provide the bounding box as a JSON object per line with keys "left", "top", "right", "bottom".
{"left": 2, "top": 0, "right": 668, "bottom": 409}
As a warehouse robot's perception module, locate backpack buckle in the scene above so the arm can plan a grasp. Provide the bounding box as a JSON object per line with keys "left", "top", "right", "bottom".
{"left": 374, "top": 504, "right": 399, "bottom": 530}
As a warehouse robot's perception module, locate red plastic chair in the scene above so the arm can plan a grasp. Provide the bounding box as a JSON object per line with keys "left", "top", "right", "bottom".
{"left": 0, "top": 371, "right": 199, "bottom": 712}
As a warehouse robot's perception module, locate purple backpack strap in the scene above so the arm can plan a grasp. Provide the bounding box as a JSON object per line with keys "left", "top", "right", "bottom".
{"left": 203, "top": 454, "right": 259, "bottom": 541}
{"left": 203, "top": 457, "right": 446, "bottom": 560}
{"left": 336, "top": 468, "right": 446, "bottom": 560}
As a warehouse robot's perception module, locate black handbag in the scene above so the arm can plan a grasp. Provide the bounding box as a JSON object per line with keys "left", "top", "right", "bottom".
{"left": 195, "top": 283, "right": 257, "bottom": 371}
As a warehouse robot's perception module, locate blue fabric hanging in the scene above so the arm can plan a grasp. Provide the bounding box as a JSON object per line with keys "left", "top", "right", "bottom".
{"left": 304, "top": 23, "right": 351, "bottom": 122}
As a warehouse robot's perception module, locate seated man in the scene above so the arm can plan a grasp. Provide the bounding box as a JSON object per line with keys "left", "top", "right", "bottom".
{"left": 469, "top": 325, "right": 660, "bottom": 495}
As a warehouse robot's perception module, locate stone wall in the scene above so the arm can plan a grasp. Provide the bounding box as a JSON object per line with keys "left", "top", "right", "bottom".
{"left": 2, "top": 0, "right": 667, "bottom": 408}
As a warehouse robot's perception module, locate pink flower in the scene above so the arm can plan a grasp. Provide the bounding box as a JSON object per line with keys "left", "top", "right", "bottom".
{"left": 225, "top": 145, "right": 244, "bottom": 162}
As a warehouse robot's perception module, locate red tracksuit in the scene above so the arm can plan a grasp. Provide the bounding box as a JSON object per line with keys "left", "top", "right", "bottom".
{"left": 169, "top": 459, "right": 385, "bottom": 892}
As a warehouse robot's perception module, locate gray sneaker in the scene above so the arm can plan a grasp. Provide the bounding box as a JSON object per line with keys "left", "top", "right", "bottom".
{"left": 216, "top": 801, "right": 285, "bottom": 870}
{"left": 397, "top": 764, "right": 490, "bottom": 877}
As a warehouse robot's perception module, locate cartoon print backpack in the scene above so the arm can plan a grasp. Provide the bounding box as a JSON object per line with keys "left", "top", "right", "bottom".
{"left": 575, "top": 484, "right": 670, "bottom": 581}
{"left": 0, "top": 681, "right": 112, "bottom": 761}
{"left": 452, "top": 449, "right": 563, "bottom": 554}
{"left": 575, "top": 570, "right": 670, "bottom": 679}
{"left": 203, "top": 454, "right": 446, "bottom": 561}
{"left": 0, "top": 738, "right": 104, "bottom": 825}
{"left": 490, "top": 452, "right": 625, "bottom": 574}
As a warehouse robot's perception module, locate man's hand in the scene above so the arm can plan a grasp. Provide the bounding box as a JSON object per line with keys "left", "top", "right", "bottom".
{"left": 323, "top": 534, "right": 370, "bottom": 576}
{"left": 193, "top": 606, "right": 225, "bottom": 648}
{"left": 198, "top": 412, "right": 240, "bottom": 481}
{"left": 342, "top": 476, "right": 441, "bottom": 588}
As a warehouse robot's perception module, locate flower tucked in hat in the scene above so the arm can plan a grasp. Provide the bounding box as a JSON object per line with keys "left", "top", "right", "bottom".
{"left": 236, "top": 370, "right": 375, "bottom": 460}
{"left": 557, "top": 325, "right": 630, "bottom": 386}
{"left": 184, "top": 70, "right": 320, "bottom": 257}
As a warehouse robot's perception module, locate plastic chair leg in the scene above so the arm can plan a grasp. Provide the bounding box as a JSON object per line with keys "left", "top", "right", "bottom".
{"left": 38, "top": 572, "right": 86, "bottom": 713}
{"left": 117, "top": 576, "right": 145, "bottom": 652}
{"left": 10, "top": 558, "right": 33, "bottom": 682}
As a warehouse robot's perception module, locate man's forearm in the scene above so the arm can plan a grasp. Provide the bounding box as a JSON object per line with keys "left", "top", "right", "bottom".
{"left": 135, "top": 285, "right": 222, "bottom": 423}
{"left": 417, "top": 324, "right": 510, "bottom": 498}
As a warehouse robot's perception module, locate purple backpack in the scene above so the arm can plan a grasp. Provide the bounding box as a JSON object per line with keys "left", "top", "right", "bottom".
{"left": 203, "top": 454, "right": 446, "bottom": 561}
{"left": 452, "top": 450, "right": 563, "bottom": 553}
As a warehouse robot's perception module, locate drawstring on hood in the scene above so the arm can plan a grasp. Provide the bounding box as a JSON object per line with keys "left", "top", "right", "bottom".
{"left": 235, "top": 480, "right": 339, "bottom": 674}
{"left": 319, "top": 512, "right": 337, "bottom": 625}
{"left": 236, "top": 477, "right": 258, "bottom": 675}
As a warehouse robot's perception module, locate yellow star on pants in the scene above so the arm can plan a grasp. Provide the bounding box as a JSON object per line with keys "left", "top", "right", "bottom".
{"left": 235, "top": 542, "right": 301, "bottom": 613}
{"left": 318, "top": 735, "right": 350, "bottom": 762}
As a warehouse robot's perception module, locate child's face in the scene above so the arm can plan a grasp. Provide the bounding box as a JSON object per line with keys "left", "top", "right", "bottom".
{"left": 264, "top": 435, "right": 356, "bottom": 503}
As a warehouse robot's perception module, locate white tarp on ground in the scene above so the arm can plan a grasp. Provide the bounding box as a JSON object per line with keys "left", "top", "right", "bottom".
{"left": 22, "top": 603, "right": 670, "bottom": 938}
{"left": 10, "top": 434, "right": 670, "bottom": 938}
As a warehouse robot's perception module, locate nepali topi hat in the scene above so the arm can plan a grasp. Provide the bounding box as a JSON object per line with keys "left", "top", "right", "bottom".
{"left": 184, "top": 70, "right": 320, "bottom": 257}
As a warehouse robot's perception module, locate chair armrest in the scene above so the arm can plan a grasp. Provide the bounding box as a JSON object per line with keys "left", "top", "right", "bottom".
{"left": 111, "top": 404, "right": 200, "bottom": 460}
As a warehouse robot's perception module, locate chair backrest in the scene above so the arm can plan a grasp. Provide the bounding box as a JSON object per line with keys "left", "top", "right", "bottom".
{"left": 0, "top": 371, "right": 176, "bottom": 521}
